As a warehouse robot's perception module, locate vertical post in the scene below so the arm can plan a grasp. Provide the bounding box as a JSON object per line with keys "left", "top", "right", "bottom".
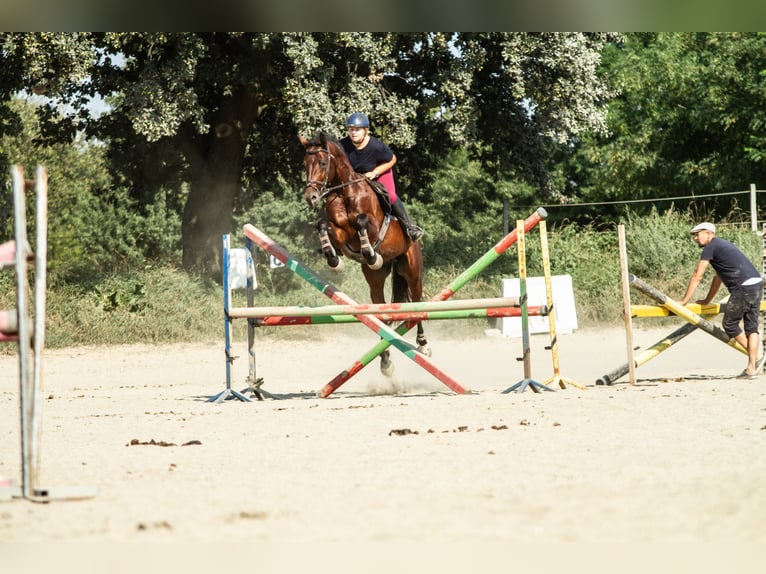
{"left": 207, "top": 235, "right": 251, "bottom": 403}
{"left": 12, "top": 165, "right": 34, "bottom": 497}
{"left": 618, "top": 225, "right": 637, "bottom": 385}
{"left": 762, "top": 222, "right": 766, "bottom": 370}
{"left": 32, "top": 166, "right": 47, "bottom": 490}
{"left": 518, "top": 220, "right": 531, "bottom": 380}
{"left": 502, "top": 220, "right": 554, "bottom": 393}
{"left": 539, "top": 221, "right": 585, "bottom": 390}
{"left": 245, "top": 236, "right": 257, "bottom": 392}
{"left": 223, "top": 234, "right": 233, "bottom": 390}
{"left": 751, "top": 184, "right": 757, "bottom": 232}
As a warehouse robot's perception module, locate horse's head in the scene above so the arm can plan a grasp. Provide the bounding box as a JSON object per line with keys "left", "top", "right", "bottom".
{"left": 299, "top": 132, "right": 338, "bottom": 209}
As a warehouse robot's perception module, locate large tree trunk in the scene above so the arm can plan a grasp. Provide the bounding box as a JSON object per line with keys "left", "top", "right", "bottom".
{"left": 181, "top": 163, "right": 238, "bottom": 274}
{"left": 180, "top": 90, "right": 262, "bottom": 274}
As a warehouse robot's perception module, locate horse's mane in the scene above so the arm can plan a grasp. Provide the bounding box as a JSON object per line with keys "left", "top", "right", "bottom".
{"left": 304, "top": 131, "right": 339, "bottom": 147}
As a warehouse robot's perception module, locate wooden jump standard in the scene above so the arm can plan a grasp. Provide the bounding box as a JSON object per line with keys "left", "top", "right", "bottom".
{"left": 596, "top": 274, "right": 751, "bottom": 385}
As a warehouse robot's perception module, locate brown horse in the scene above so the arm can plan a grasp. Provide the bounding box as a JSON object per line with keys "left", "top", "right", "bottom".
{"left": 299, "top": 131, "right": 430, "bottom": 374}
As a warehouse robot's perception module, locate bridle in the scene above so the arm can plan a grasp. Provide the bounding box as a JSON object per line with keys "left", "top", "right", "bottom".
{"left": 305, "top": 145, "right": 367, "bottom": 202}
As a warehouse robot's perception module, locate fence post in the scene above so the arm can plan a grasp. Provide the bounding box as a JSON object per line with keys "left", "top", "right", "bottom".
{"left": 751, "top": 183, "right": 757, "bottom": 232}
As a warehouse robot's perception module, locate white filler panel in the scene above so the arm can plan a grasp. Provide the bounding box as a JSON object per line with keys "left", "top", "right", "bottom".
{"left": 501, "top": 275, "right": 578, "bottom": 338}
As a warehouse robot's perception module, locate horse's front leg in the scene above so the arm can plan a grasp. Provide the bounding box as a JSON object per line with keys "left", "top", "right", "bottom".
{"left": 316, "top": 219, "right": 344, "bottom": 273}
{"left": 354, "top": 214, "right": 383, "bottom": 270}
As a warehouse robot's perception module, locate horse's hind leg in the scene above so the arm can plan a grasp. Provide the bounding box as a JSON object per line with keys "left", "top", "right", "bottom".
{"left": 316, "top": 219, "right": 344, "bottom": 272}
{"left": 379, "top": 349, "right": 394, "bottom": 376}
{"left": 362, "top": 263, "right": 395, "bottom": 377}
{"left": 415, "top": 322, "right": 431, "bottom": 356}
{"left": 394, "top": 250, "right": 431, "bottom": 357}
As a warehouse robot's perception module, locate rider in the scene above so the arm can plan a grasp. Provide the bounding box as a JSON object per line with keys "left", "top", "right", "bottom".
{"left": 339, "top": 112, "right": 424, "bottom": 242}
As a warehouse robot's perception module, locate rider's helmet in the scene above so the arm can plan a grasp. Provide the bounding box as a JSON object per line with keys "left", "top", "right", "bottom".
{"left": 346, "top": 112, "right": 370, "bottom": 128}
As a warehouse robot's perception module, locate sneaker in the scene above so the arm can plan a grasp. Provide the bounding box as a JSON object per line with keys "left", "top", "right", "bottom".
{"left": 736, "top": 370, "right": 758, "bottom": 380}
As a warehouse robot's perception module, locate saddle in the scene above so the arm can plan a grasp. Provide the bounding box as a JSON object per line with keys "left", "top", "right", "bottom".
{"left": 367, "top": 180, "right": 392, "bottom": 214}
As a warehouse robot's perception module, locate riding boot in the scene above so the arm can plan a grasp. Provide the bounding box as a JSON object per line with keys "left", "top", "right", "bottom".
{"left": 391, "top": 198, "right": 424, "bottom": 242}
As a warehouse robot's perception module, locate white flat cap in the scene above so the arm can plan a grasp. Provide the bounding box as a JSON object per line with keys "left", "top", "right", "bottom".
{"left": 690, "top": 222, "right": 716, "bottom": 234}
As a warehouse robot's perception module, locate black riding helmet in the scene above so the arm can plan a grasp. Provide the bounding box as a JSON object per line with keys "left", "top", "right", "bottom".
{"left": 346, "top": 112, "right": 370, "bottom": 128}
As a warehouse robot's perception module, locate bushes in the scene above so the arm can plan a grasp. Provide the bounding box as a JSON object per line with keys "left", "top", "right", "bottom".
{"left": 2, "top": 204, "right": 762, "bottom": 349}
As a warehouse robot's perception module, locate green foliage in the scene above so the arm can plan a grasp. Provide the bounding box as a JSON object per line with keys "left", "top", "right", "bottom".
{"left": 414, "top": 148, "right": 538, "bottom": 277}
{"left": 541, "top": 223, "right": 621, "bottom": 324}
{"left": 1, "top": 97, "right": 182, "bottom": 284}
{"left": 40, "top": 266, "right": 223, "bottom": 347}
{"left": 568, "top": 32, "right": 766, "bottom": 210}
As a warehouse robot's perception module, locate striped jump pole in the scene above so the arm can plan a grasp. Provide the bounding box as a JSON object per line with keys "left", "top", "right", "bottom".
{"left": 317, "top": 206, "right": 549, "bottom": 398}
{"left": 630, "top": 301, "right": 766, "bottom": 318}
{"left": 253, "top": 305, "right": 547, "bottom": 326}
{"left": 628, "top": 273, "right": 747, "bottom": 355}
{"left": 596, "top": 322, "right": 698, "bottom": 385}
{"left": 229, "top": 297, "right": 522, "bottom": 319}
{"left": 242, "top": 224, "right": 470, "bottom": 395}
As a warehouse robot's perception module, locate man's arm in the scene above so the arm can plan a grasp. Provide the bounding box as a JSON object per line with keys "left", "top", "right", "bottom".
{"left": 697, "top": 274, "right": 722, "bottom": 305}
{"left": 680, "top": 259, "right": 713, "bottom": 305}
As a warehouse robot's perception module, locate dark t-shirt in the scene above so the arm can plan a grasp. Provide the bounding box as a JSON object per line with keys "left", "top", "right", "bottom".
{"left": 700, "top": 237, "right": 761, "bottom": 290}
{"left": 340, "top": 135, "right": 394, "bottom": 174}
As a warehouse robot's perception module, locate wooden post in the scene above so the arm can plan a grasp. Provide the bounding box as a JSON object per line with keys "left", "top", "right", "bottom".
{"left": 618, "top": 225, "right": 636, "bottom": 385}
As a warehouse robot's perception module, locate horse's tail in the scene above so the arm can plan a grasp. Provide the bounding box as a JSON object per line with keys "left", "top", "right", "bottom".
{"left": 392, "top": 261, "right": 411, "bottom": 304}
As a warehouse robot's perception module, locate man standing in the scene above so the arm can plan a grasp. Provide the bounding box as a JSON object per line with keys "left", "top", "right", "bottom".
{"left": 680, "top": 222, "right": 764, "bottom": 378}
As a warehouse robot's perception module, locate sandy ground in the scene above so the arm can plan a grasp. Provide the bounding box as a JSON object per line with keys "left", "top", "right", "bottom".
{"left": 1, "top": 320, "right": 765, "bottom": 569}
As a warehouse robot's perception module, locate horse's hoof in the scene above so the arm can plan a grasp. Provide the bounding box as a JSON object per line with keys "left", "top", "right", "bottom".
{"left": 418, "top": 344, "right": 432, "bottom": 357}
{"left": 380, "top": 358, "right": 394, "bottom": 377}
{"left": 329, "top": 259, "right": 344, "bottom": 273}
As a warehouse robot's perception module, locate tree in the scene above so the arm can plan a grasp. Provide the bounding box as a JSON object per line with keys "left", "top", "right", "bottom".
{"left": 569, "top": 32, "right": 766, "bottom": 216}
{"left": 3, "top": 33, "right": 617, "bottom": 273}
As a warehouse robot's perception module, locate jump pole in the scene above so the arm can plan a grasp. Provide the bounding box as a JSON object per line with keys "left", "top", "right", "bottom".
{"left": 242, "top": 224, "right": 470, "bottom": 395}
{"left": 502, "top": 220, "right": 555, "bottom": 393}
{"left": 538, "top": 220, "right": 585, "bottom": 390}
{"left": 629, "top": 274, "right": 748, "bottom": 355}
{"left": 229, "top": 297, "right": 523, "bottom": 319}
{"left": 317, "top": 206, "right": 549, "bottom": 398}
{"left": 596, "top": 322, "right": 700, "bottom": 385}
{"left": 252, "top": 305, "right": 547, "bottom": 326}
{"left": 630, "top": 301, "right": 766, "bottom": 317}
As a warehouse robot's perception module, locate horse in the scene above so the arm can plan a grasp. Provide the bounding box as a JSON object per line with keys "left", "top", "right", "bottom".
{"left": 299, "top": 131, "right": 430, "bottom": 374}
